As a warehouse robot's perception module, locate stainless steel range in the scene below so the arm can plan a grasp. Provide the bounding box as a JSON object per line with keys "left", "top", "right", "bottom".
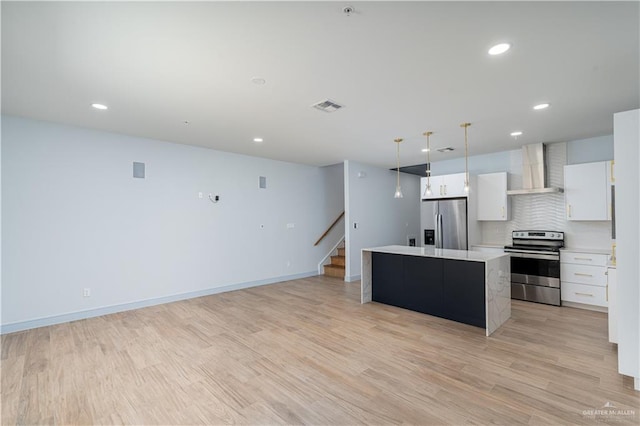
{"left": 504, "top": 230, "right": 564, "bottom": 306}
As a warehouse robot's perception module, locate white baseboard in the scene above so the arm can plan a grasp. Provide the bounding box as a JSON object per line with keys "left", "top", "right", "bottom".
{"left": 1, "top": 271, "right": 317, "bottom": 335}
{"left": 561, "top": 301, "right": 608, "bottom": 313}
{"left": 345, "top": 274, "right": 361, "bottom": 282}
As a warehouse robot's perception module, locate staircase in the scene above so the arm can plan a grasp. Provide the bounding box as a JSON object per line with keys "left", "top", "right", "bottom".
{"left": 324, "top": 247, "right": 345, "bottom": 278}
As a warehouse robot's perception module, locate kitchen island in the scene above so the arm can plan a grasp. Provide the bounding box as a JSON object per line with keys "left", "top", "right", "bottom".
{"left": 361, "top": 245, "right": 511, "bottom": 336}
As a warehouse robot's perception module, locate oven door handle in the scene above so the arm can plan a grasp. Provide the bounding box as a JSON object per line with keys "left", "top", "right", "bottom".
{"left": 505, "top": 251, "right": 559, "bottom": 261}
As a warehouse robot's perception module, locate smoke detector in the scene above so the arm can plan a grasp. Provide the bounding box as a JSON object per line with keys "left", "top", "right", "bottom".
{"left": 311, "top": 99, "right": 344, "bottom": 113}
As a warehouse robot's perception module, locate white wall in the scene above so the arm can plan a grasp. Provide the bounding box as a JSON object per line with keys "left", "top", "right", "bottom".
{"left": 319, "top": 162, "right": 345, "bottom": 242}
{"left": 566, "top": 135, "right": 614, "bottom": 165}
{"left": 344, "top": 160, "right": 420, "bottom": 281}
{"left": 614, "top": 109, "right": 640, "bottom": 388}
{"left": 1, "top": 115, "right": 344, "bottom": 332}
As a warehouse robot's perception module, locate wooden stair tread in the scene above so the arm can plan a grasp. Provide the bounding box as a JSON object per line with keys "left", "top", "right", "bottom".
{"left": 323, "top": 264, "right": 345, "bottom": 278}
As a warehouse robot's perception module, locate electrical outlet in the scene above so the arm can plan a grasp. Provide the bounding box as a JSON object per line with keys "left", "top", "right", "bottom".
{"left": 259, "top": 224, "right": 265, "bottom": 229}
{"left": 198, "top": 192, "right": 203, "bottom": 199}
{"left": 286, "top": 223, "right": 295, "bottom": 229}
{"left": 83, "top": 288, "right": 91, "bottom": 297}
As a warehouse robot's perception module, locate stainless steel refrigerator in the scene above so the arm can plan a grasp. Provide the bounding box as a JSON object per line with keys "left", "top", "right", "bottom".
{"left": 421, "top": 198, "right": 468, "bottom": 250}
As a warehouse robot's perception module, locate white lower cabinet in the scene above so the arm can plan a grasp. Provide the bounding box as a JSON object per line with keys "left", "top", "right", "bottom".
{"left": 560, "top": 251, "right": 609, "bottom": 309}
{"left": 607, "top": 266, "right": 617, "bottom": 343}
{"left": 561, "top": 281, "right": 607, "bottom": 306}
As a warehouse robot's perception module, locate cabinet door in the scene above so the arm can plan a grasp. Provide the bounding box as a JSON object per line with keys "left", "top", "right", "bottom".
{"left": 442, "top": 259, "right": 486, "bottom": 328}
{"left": 477, "top": 172, "right": 509, "bottom": 221}
{"left": 607, "top": 161, "right": 614, "bottom": 220}
{"left": 403, "top": 256, "right": 444, "bottom": 316}
{"left": 441, "top": 173, "right": 467, "bottom": 198}
{"left": 564, "top": 162, "right": 608, "bottom": 221}
{"left": 371, "top": 253, "right": 404, "bottom": 307}
{"left": 607, "top": 267, "right": 617, "bottom": 343}
{"left": 422, "top": 176, "right": 444, "bottom": 199}
{"left": 422, "top": 174, "right": 468, "bottom": 198}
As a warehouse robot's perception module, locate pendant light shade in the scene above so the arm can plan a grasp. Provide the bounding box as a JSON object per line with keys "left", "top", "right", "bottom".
{"left": 423, "top": 131, "right": 433, "bottom": 197}
{"left": 393, "top": 138, "right": 404, "bottom": 198}
{"left": 460, "top": 123, "right": 471, "bottom": 193}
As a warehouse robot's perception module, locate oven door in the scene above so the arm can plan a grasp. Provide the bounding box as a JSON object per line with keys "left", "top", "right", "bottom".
{"left": 508, "top": 252, "right": 560, "bottom": 288}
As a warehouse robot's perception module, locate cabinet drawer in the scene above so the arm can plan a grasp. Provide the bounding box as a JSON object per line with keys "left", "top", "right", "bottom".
{"left": 561, "top": 264, "right": 607, "bottom": 287}
{"left": 560, "top": 251, "right": 608, "bottom": 266}
{"left": 561, "top": 282, "right": 607, "bottom": 307}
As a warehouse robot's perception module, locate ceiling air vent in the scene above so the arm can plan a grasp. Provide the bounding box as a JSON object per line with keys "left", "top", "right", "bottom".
{"left": 311, "top": 99, "right": 344, "bottom": 113}
{"left": 437, "top": 147, "right": 455, "bottom": 153}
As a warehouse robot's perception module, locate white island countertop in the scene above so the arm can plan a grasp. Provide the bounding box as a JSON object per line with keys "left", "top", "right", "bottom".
{"left": 363, "top": 245, "right": 508, "bottom": 262}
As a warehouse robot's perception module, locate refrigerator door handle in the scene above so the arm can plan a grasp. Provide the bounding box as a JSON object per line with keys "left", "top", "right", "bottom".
{"left": 436, "top": 214, "right": 443, "bottom": 249}
{"left": 434, "top": 214, "right": 440, "bottom": 248}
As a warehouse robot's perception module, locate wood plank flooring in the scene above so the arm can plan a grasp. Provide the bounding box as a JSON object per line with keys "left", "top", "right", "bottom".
{"left": 2, "top": 276, "right": 639, "bottom": 425}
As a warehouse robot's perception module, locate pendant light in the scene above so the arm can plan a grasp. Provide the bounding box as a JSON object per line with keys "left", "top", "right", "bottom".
{"left": 460, "top": 122, "right": 471, "bottom": 193}
{"left": 393, "top": 138, "right": 404, "bottom": 198}
{"left": 423, "top": 131, "right": 433, "bottom": 197}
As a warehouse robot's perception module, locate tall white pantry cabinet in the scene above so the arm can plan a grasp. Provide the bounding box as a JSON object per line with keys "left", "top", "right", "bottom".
{"left": 613, "top": 108, "right": 640, "bottom": 390}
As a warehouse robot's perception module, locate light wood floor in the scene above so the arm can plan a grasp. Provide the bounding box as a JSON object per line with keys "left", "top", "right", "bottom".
{"left": 2, "top": 276, "right": 639, "bottom": 425}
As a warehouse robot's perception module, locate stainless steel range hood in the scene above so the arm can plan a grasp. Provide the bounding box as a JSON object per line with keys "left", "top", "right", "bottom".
{"left": 506, "top": 143, "right": 564, "bottom": 195}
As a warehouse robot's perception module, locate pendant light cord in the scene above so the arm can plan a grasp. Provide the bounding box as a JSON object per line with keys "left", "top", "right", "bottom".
{"left": 396, "top": 141, "right": 401, "bottom": 188}
{"left": 423, "top": 131, "right": 433, "bottom": 196}
{"left": 465, "top": 125, "right": 468, "bottom": 184}
{"left": 460, "top": 123, "right": 471, "bottom": 189}
{"left": 393, "top": 138, "right": 403, "bottom": 198}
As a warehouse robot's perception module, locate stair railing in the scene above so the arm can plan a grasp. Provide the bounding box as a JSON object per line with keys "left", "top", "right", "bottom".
{"left": 314, "top": 211, "right": 345, "bottom": 246}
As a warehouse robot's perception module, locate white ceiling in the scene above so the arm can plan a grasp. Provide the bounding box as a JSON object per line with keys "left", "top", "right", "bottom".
{"left": 2, "top": 1, "right": 639, "bottom": 169}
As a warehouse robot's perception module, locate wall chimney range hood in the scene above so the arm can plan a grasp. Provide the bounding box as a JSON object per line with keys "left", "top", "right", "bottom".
{"left": 506, "top": 143, "right": 564, "bottom": 195}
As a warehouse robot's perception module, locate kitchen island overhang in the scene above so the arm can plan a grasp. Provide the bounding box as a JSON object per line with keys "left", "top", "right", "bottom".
{"left": 361, "top": 245, "right": 511, "bottom": 336}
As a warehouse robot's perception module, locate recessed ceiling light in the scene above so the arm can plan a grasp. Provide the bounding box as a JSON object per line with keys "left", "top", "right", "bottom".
{"left": 488, "top": 43, "right": 511, "bottom": 55}
{"left": 253, "top": 138, "right": 263, "bottom": 143}
{"left": 510, "top": 131, "right": 523, "bottom": 136}
{"left": 533, "top": 103, "right": 550, "bottom": 110}
{"left": 251, "top": 77, "right": 266, "bottom": 85}
{"left": 91, "top": 103, "right": 108, "bottom": 110}
{"left": 421, "top": 148, "right": 430, "bottom": 153}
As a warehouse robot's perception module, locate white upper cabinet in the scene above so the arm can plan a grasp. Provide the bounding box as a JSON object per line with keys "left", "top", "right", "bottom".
{"left": 421, "top": 173, "right": 468, "bottom": 199}
{"left": 564, "top": 161, "right": 611, "bottom": 221}
{"left": 477, "top": 172, "right": 510, "bottom": 221}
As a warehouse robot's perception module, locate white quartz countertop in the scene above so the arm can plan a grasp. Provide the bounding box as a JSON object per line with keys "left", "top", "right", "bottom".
{"left": 471, "top": 243, "right": 506, "bottom": 249}
{"left": 362, "top": 245, "right": 509, "bottom": 262}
